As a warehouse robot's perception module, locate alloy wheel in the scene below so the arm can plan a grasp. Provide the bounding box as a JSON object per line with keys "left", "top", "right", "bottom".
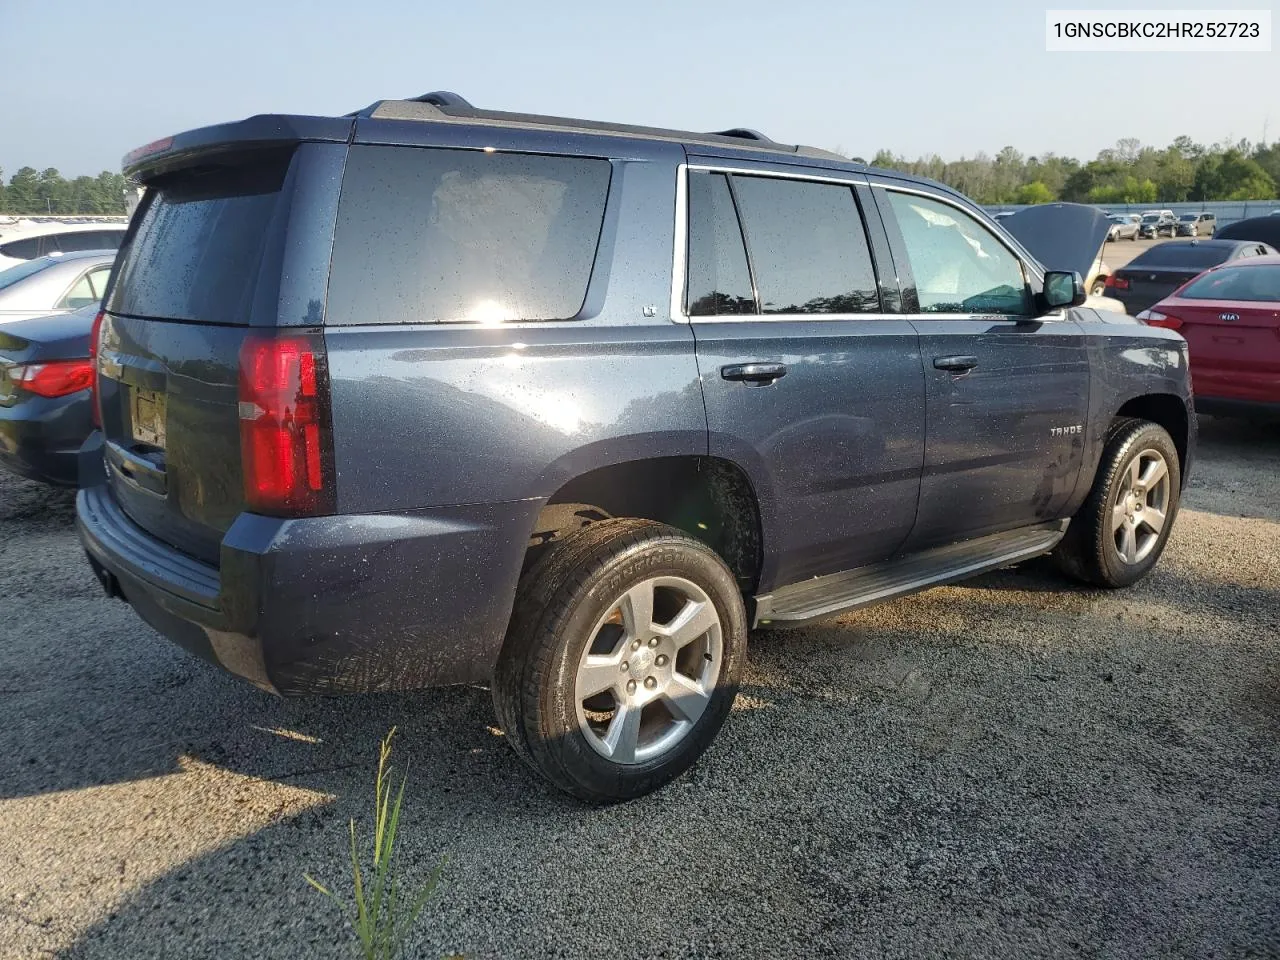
{"left": 574, "top": 576, "right": 723, "bottom": 765}
{"left": 1111, "top": 448, "right": 1171, "bottom": 565}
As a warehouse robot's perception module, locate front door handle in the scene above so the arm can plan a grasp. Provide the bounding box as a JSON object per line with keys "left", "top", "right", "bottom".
{"left": 721, "top": 362, "right": 788, "bottom": 384}
{"left": 933, "top": 355, "right": 979, "bottom": 372}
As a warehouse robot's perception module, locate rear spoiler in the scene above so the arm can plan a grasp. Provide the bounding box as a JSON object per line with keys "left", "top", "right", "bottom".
{"left": 122, "top": 114, "right": 353, "bottom": 181}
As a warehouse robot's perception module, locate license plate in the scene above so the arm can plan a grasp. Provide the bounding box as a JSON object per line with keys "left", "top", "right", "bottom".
{"left": 131, "top": 388, "right": 166, "bottom": 448}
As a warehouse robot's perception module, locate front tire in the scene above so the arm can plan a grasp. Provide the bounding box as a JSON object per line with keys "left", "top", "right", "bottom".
{"left": 492, "top": 519, "right": 748, "bottom": 803}
{"left": 1054, "top": 419, "right": 1181, "bottom": 587}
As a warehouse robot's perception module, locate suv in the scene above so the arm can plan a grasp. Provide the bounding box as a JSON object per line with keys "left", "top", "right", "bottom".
{"left": 1176, "top": 212, "right": 1216, "bottom": 237}
{"left": 1139, "top": 213, "right": 1178, "bottom": 239}
{"left": 76, "top": 93, "right": 1195, "bottom": 803}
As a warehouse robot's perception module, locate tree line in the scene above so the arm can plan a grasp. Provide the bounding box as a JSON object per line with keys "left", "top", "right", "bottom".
{"left": 0, "top": 167, "right": 130, "bottom": 215}
{"left": 869, "top": 137, "right": 1280, "bottom": 206}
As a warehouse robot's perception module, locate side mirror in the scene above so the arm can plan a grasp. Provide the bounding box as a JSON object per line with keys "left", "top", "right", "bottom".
{"left": 1043, "top": 270, "right": 1086, "bottom": 309}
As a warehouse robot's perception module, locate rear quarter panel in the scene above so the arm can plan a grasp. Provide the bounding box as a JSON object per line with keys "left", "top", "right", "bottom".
{"left": 324, "top": 143, "right": 704, "bottom": 514}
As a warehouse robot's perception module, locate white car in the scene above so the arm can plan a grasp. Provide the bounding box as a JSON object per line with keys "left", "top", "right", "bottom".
{"left": 0, "top": 220, "right": 127, "bottom": 271}
{"left": 0, "top": 250, "right": 115, "bottom": 324}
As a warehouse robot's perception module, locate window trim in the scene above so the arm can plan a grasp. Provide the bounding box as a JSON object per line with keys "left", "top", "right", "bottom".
{"left": 672, "top": 162, "right": 897, "bottom": 324}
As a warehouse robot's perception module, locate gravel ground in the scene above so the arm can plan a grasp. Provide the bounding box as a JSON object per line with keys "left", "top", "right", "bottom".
{"left": 0, "top": 415, "right": 1277, "bottom": 960}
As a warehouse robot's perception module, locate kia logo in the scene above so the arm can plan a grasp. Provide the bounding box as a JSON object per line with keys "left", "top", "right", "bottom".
{"left": 1219, "top": 312, "right": 1240, "bottom": 322}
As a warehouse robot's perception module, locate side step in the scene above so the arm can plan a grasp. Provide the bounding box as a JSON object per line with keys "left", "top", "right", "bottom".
{"left": 753, "top": 522, "right": 1067, "bottom": 628}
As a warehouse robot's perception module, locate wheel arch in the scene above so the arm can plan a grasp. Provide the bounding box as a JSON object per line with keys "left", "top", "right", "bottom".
{"left": 527, "top": 455, "right": 766, "bottom": 593}
{"left": 1113, "top": 393, "right": 1190, "bottom": 485}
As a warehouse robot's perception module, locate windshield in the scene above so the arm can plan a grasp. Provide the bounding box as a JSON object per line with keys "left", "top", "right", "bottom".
{"left": 1179, "top": 214, "right": 1198, "bottom": 222}
{"left": 1179, "top": 264, "right": 1280, "bottom": 301}
{"left": 1142, "top": 215, "right": 1160, "bottom": 223}
{"left": 0, "top": 256, "right": 57, "bottom": 292}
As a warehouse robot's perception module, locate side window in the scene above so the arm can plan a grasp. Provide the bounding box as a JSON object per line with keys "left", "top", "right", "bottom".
{"left": 686, "top": 172, "right": 755, "bottom": 316}
{"left": 886, "top": 191, "right": 1032, "bottom": 316}
{"left": 327, "top": 146, "right": 612, "bottom": 325}
{"left": 0, "top": 237, "right": 40, "bottom": 260}
{"left": 58, "top": 272, "right": 98, "bottom": 309}
{"left": 730, "top": 175, "right": 880, "bottom": 314}
{"left": 40, "top": 234, "right": 67, "bottom": 256}
{"left": 86, "top": 266, "right": 112, "bottom": 300}
{"left": 51, "top": 232, "right": 96, "bottom": 253}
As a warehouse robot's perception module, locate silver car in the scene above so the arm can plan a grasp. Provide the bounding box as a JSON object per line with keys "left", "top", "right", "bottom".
{"left": 0, "top": 251, "right": 114, "bottom": 324}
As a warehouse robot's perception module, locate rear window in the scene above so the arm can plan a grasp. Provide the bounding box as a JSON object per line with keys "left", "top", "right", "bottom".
{"left": 1130, "top": 245, "right": 1233, "bottom": 269}
{"left": 326, "top": 146, "right": 611, "bottom": 325}
{"left": 107, "top": 152, "right": 292, "bottom": 324}
{"left": 0, "top": 257, "right": 56, "bottom": 291}
{"left": 1179, "top": 264, "right": 1280, "bottom": 301}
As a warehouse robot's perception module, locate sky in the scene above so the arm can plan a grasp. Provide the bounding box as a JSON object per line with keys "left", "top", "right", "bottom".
{"left": 1, "top": 0, "right": 1277, "bottom": 176}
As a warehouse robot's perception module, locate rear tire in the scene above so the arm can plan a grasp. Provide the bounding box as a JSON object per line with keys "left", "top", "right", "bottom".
{"left": 1054, "top": 419, "right": 1181, "bottom": 588}
{"left": 492, "top": 519, "right": 747, "bottom": 803}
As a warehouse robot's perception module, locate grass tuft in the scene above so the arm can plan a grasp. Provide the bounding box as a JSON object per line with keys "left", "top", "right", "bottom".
{"left": 305, "top": 727, "right": 444, "bottom": 960}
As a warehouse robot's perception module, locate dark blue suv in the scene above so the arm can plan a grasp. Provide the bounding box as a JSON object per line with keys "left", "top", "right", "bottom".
{"left": 77, "top": 93, "right": 1194, "bottom": 802}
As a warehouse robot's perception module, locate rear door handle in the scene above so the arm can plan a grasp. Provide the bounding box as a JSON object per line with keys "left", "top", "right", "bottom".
{"left": 933, "top": 355, "right": 979, "bottom": 372}
{"left": 721, "top": 362, "right": 787, "bottom": 384}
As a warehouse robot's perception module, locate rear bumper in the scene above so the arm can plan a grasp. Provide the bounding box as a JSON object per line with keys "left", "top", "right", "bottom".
{"left": 77, "top": 474, "right": 539, "bottom": 696}
{"left": 0, "top": 392, "right": 92, "bottom": 486}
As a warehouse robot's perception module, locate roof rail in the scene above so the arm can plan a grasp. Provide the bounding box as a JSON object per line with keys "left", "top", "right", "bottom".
{"left": 410, "top": 91, "right": 474, "bottom": 109}
{"left": 710, "top": 128, "right": 775, "bottom": 143}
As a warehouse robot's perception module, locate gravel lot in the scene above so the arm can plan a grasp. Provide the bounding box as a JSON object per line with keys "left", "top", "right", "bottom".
{"left": 1, "top": 415, "right": 1277, "bottom": 959}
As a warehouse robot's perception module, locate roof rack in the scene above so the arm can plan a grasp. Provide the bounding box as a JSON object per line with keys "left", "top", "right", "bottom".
{"left": 353, "top": 91, "right": 852, "bottom": 164}
{"left": 409, "top": 91, "right": 474, "bottom": 109}
{"left": 710, "top": 128, "right": 776, "bottom": 143}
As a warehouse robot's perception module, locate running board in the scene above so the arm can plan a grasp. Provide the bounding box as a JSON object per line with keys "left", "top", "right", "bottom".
{"left": 753, "top": 522, "right": 1067, "bottom": 628}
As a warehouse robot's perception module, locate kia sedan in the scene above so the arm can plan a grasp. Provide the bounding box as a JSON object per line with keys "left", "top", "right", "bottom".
{"left": 1137, "top": 255, "right": 1280, "bottom": 419}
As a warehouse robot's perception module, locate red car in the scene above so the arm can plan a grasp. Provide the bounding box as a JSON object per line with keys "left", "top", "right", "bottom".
{"left": 1137, "top": 254, "right": 1280, "bottom": 419}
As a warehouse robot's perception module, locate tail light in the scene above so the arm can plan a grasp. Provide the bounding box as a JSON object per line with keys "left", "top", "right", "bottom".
{"left": 238, "top": 333, "right": 335, "bottom": 517}
{"left": 1106, "top": 275, "right": 1130, "bottom": 290}
{"left": 1136, "top": 309, "right": 1183, "bottom": 330}
{"left": 11, "top": 359, "right": 96, "bottom": 398}
{"left": 89, "top": 309, "right": 105, "bottom": 426}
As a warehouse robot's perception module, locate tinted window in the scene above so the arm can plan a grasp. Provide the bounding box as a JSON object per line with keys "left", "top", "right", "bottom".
{"left": 0, "top": 257, "right": 56, "bottom": 291}
{"left": 686, "top": 172, "right": 755, "bottom": 316}
{"left": 1180, "top": 265, "right": 1280, "bottom": 301}
{"left": 730, "top": 175, "right": 879, "bottom": 314}
{"left": 49, "top": 231, "right": 100, "bottom": 253}
{"left": 328, "top": 146, "right": 611, "bottom": 325}
{"left": 107, "top": 151, "right": 292, "bottom": 325}
{"left": 886, "top": 191, "right": 1031, "bottom": 315}
{"left": 0, "top": 237, "right": 41, "bottom": 260}
{"left": 1130, "top": 245, "right": 1233, "bottom": 269}
{"left": 1141, "top": 215, "right": 1160, "bottom": 223}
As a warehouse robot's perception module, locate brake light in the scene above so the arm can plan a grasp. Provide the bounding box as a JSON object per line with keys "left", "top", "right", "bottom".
{"left": 1106, "top": 275, "right": 1130, "bottom": 290}
{"left": 89, "top": 310, "right": 105, "bottom": 426}
{"left": 1136, "top": 309, "right": 1183, "bottom": 330}
{"left": 238, "top": 334, "right": 335, "bottom": 517}
{"left": 11, "top": 359, "right": 95, "bottom": 398}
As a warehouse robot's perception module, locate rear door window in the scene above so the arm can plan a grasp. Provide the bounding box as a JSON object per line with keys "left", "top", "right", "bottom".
{"left": 326, "top": 146, "right": 612, "bottom": 325}
{"left": 686, "top": 172, "right": 756, "bottom": 316}
{"left": 729, "top": 175, "right": 880, "bottom": 314}
{"left": 107, "top": 150, "right": 293, "bottom": 325}
{"left": 58, "top": 270, "right": 99, "bottom": 309}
